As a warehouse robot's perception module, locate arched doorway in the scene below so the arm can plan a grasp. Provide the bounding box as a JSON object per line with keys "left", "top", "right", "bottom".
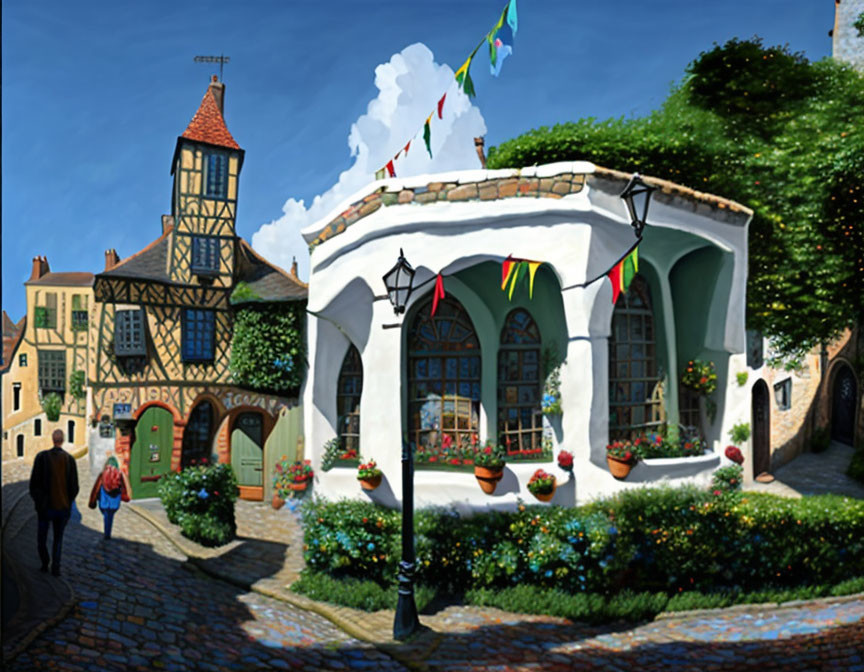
{"left": 831, "top": 364, "right": 857, "bottom": 446}
{"left": 751, "top": 380, "right": 770, "bottom": 477}
{"left": 231, "top": 411, "right": 264, "bottom": 500}
{"left": 182, "top": 401, "right": 215, "bottom": 468}
{"left": 130, "top": 406, "right": 175, "bottom": 499}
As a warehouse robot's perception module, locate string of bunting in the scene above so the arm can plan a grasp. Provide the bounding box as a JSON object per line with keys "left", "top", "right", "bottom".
{"left": 422, "top": 240, "right": 641, "bottom": 317}
{"left": 378, "top": 0, "right": 518, "bottom": 179}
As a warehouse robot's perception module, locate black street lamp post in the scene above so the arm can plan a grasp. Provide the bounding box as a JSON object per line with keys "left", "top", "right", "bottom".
{"left": 619, "top": 173, "right": 656, "bottom": 238}
{"left": 382, "top": 249, "right": 420, "bottom": 640}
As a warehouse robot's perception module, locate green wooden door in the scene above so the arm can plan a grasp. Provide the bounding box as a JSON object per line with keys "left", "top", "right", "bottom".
{"left": 231, "top": 412, "right": 263, "bottom": 487}
{"left": 130, "top": 406, "right": 174, "bottom": 499}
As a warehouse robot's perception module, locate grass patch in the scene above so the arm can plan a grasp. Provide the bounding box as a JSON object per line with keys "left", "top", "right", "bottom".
{"left": 290, "top": 571, "right": 435, "bottom": 613}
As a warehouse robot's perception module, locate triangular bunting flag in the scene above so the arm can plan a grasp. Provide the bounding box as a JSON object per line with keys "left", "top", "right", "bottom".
{"left": 423, "top": 114, "right": 433, "bottom": 158}
{"left": 508, "top": 261, "right": 528, "bottom": 300}
{"left": 527, "top": 261, "right": 541, "bottom": 299}
{"left": 431, "top": 274, "right": 446, "bottom": 316}
{"left": 386, "top": 160, "right": 396, "bottom": 178}
{"left": 455, "top": 55, "right": 477, "bottom": 98}
{"left": 501, "top": 255, "right": 515, "bottom": 289}
{"left": 608, "top": 262, "right": 622, "bottom": 304}
{"left": 632, "top": 246, "right": 639, "bottom": 273}
{"left": 403, "top": 140, "right": 411, "bottom": 155}
{"left": 438, "top": 93, "right": 446, "bottom": 119}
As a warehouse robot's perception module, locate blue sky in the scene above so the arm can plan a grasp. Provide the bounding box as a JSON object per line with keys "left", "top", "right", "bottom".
{"left": 2, "top": 0, "right": 833, "bottom": 320}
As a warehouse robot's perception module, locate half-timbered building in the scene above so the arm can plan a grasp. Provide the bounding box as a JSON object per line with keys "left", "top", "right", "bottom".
{"left": 89, "top": 76, "right": 307, "bottom": 500}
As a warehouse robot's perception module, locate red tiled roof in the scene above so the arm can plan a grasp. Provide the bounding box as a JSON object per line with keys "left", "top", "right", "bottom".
{"left": 25, "top": 272, "right": 94, "bottom": 287}
{"left": 180, "top": 87, "right": 240, "bottom": 150}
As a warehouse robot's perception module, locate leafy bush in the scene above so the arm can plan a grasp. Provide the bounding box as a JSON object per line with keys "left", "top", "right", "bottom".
{"left": 291, "top": 570, "right": 435, "bottom": 612}
{"left": 41, "top": 392, "right": 63, "bottom": 422}
{"left": 736, "top": 372, "right": 749, "bottom": 387}
{"left": 810, "top": 426, "right": 831, "bottom": 454}
{"left": 229, "top": 302, "right": 305, "bottom": 396}
{"left": 69, "top": 370, "right": 86, "bottom": 400}
{"left": 301, "top": 488, "right": 864, "bottom": 601}
{"left": 157, "top": 462, "right": 239, "bottom": 547}
{"left": 729, "top": 423, "right": 751, "bottom": 445}
{"left": 711, "top": 464, "right": 743, "bottom": 493}
{"left": 848, "top": 441, "right": 864, "bottom": 485}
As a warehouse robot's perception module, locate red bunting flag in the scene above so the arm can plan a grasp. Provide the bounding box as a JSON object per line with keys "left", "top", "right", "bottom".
{"left": 608, "top": 262, "right": 622, "bottom": 305}
{"left": 501, "top": 255, "right": 515, "bottom": 289}
{"left": 438, "top": 93, "right": 446, "bottom": 119}
{"left": 404, "top": 140, "right": 411, "bottom": 155}
{"left": 431, "top": 274, "right": 446, "bottom": 316}
{"left": 386, "top": 160, "right": 396, "bottom": 178}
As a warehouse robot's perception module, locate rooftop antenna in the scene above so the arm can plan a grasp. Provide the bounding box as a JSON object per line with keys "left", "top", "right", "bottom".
{"left": 194, "top": 54, "right": 230, "bottom": 81}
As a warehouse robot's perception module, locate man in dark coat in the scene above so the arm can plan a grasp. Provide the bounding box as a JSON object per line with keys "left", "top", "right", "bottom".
{"left": 29, "top": 429, "right": 79, "bottom": 576}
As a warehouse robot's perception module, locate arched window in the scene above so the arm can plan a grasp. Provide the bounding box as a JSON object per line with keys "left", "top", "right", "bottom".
{"left": 337, "top": 345, "right": 363, "bottom": 459}
{"left": 609, "top": 275, "right": 662, "bottom": 439}
{"left": 498, "top": 309, "right": 543, "bottom": 456}
{"left": 408, "top": 297, "right": 480, "bottom": 462}
{"left": 182, "top": 401, "right": 214, "bottom": 468}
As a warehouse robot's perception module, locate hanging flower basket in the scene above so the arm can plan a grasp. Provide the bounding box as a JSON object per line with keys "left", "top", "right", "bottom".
{"left": 474, "top": 466, "right": 504, "bottom": 494}
{"left": 527, "top": 469, "right": 556, "bottom": 502}
{"left": 271, "top": 493, "right": 285, "bottom": 510}
{"left": 357, "top": 459, "right": 383, "bottom": 491}
{"left": 288, "top": 481, "right": 308, "bottom": 492}
{"left": 606, "top": 456, "right": 633, "bottom": 480}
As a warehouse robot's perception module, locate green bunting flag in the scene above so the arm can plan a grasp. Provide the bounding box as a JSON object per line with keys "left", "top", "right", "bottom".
{"left": 455, "top": 53, "right": 477, "bottom": 98}
{"left": 423, "top": 114, "right": 433, "bottom": 158}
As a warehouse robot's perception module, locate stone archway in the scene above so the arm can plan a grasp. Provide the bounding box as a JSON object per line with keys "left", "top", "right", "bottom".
{"left": 751, "top": 380, "right": 770, "bottom": 478}
{"left": 831, "top": 363, "right": 858, "bottom": 446}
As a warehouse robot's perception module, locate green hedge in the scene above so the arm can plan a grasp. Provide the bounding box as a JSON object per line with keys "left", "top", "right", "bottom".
{"left": 157, "top": 463, "right": 239, "bottom": 547}
{"left": 300, "top": 487, "right": 864, "bottom": 598}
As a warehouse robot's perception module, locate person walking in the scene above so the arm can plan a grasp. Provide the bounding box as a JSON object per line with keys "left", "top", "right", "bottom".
{"left": 88, "top": 456, "right": 131, "bottom": 539}
{"left": 29, "top": 429, "right": 79, "bottom": 576}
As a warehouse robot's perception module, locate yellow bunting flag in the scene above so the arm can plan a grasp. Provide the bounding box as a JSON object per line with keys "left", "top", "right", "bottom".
{"left": 527, "top": 261, "right": 541, "bottom": 299}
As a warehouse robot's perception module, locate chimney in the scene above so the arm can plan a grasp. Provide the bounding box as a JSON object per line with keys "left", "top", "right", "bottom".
{"left": 474, "top": 137, "right": 487, "bottom": 169}
{"left": 290, "top": 257, "right": 299, "bottom": 280}
{"left": 104, "top": 249, "right": 120, "bottom": 272}
{"left": 30, "top": 255, "right": 51, "bottom": 280}
{"left": 209, "top": 74, "right": 225, "bottom": 115}
{"left": 162, "top": 215, "right": 174, "bottom": 234}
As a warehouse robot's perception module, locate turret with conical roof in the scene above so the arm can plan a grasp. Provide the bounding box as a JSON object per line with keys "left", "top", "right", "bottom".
{"left": 168, "top": 75, "right": 245, "bottom": 286}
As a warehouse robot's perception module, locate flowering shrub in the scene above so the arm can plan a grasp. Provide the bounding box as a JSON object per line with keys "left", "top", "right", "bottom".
{"left": 724, "top": 445, "right": 745, "bottom": 465}
{"left": 527, "top": 469, "right": 556, "bottom": 495}
{"left": 274, "top": 458, "right": 313, "bottom": 497}
{"left": 321, "top": 438, "right": 358, "bottom": 471}
{"left": 357, "top": 459, "right": 382, "bottom": 480}
{"left": 157, "top": 462, "right": 239, "bottom": 546}
{"left": 606, "top": 440, "right": 637, "bottom": 462}
{"left": 635, "top": 431, "right": 707, "bottom": 459}
{"left": 473, "top": 442, "right": 505, "bottom": 469}
{"left": 557, "top": 450, "right": 574, "bottom": 472}
{"left": 415, "top": 433, "right": 476, "bottom": 468}
{"left": 681, "top": 359, "right": 718, "bottom": 396}
{"left": 712, "top": 464, "right": 743, "bottom": 493}
{"left": 301, "top": 487, "right": 864, "bottom": 598}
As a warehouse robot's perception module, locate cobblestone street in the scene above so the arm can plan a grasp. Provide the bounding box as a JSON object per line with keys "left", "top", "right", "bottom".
{"left": 3, "top": 455, "right": 863, "bottom": 671}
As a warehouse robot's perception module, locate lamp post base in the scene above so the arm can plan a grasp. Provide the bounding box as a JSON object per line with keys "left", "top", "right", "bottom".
{"left": 393, "top": 560, "right": 420, "bottom": 640}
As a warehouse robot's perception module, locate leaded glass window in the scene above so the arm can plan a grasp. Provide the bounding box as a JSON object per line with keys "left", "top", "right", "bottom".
{"left": 71, "top": 294, "right": 88, "bottom": 331}
{"left": 182, "top": 401, "right": 214, "bottom": 468}
{"left": 38, "top": 350, "right": 66, "bottom": 394}
{"left": 679, "top": 384, "right": 701, "bottom": 434}
{"left": 498, "top": 309, "right": 543, "bottom": 457}
{"left": 408, "top": 297, "right": 480, "bottom": 463}
{"left": 191, "top": 236, "right": 220, "bottom": 275}
{"left": 182, "top": 309, "right": 215, "bottom": 363}
{"left": 337, "top": 345, "right": 362, "bottom": 460}
{"left": 114, "top": 309, "right": 146, "bottom": 356}
{"left": 608, "top": 275, "right": 662, "bottom": 439}
{"left": 205, "top": 153, "right": 228, "bottom": 199}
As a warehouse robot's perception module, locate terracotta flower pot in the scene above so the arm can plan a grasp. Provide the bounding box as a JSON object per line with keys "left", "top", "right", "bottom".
{"left": 271, "top": 494, "right": 285, "bottom": 510}
{"left": 359, "top": 474, "right": 382, "bottom": 491}
{"left": 474, "top": 466, "right": 504, "bottom": 494}
{"left": 531, "top": 478, "right": 557, "bottom": 502}
{"left": 288, "top": 481, "right": 308, "bottom": 491}
{"left": 607, "top": 456, "right": 633, "bottom": 479}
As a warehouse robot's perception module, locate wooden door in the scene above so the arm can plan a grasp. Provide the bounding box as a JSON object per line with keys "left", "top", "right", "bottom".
{"left": 231, "top": 412, "right": 264, "bottom": 499}
{"left": 751, "top": 380, "right": 770, "bottom": 477}
{"left": 831, "top": 365, "right": 857, "bottom": 446}
{"left": 130, "top": 406, "right": 174, "bottom": 499}
{"left": 182, "top": 401, "right": 214, "bottom": 468}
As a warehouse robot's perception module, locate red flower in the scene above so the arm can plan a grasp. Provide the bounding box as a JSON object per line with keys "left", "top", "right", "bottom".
{"left": 450, "top": 458, "right": 460, "bottom": 465}
{"left": 724, "top": 445, "right": 744, "bottom": 465}
{"left": 700, "top": 376, "right": 708, "bottom": 384}
{"left": 362, "top": 517, "right": 368, "bottom": 523}
{"left": 471, "top": 434, "right": 478, "bottom": 446}
{"left": 624, "top": 451, "right": 632, "bottom": 461}
{"left": 429, "top": 456, "right": 438, "bottom": 462}
{"left": 214, "top": 490, "right": 219, "bottom": 496}
{"left": 557, "top": 450, "right": 574, "bottom": 468}
{"left": 201, "top": 458, "right": 208, "bottom": 465}
{"left": 484, "top": 446, "right": 492, "bottom": 455}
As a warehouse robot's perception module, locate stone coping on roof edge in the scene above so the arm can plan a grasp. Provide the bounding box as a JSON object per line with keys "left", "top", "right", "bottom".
{"left": 303, "top": 161, "right": 752, "bottom": 252}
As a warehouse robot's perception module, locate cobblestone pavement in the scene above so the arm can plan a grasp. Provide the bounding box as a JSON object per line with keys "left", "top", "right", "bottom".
{"left": 745, "top": 441, "right": 864, "bottom": 499}
{"left": 2, "top": 458, "right": 406, "bottom": 671}
{"left": 5, "top": 455, "right": 864, "bottom": 671}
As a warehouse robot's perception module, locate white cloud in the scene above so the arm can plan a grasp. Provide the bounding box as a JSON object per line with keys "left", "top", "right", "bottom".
{"left": 252, "top": 42, "right": 487, "bottom": 282}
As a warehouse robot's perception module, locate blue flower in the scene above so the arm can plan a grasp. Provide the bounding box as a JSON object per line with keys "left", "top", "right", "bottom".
{"left": 544, "top": 570, "right": 553, "bottom": 578}
{"left": 197, "top": 488, "right": 209, "bottom": 499}
{"left": 366, "top": 542, "right": 375, "bottom": 551}
{"left": 608, "top": 526, "right": 618, "bottom": 536}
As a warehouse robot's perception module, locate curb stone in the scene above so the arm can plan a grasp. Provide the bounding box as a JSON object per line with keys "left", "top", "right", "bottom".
{"left": 126, "top": 502, "right": 426, "bottom": 671}
{"left": 655, "top": 590, "right": 864, "bottom": 621}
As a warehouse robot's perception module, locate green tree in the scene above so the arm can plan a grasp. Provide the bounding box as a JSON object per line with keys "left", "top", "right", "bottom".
{"left": 487, "top": 38, "right": 864, "bottom": 359}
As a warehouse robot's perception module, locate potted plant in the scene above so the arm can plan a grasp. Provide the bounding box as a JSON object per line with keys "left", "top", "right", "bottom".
{"left": 286, "top": 460, "right": 314, "bottom": 494}
{"left": 557, "top": 449, "right": 574, "bottom": 474}
{"left": 606, "top": 440, "right": 637, "bottom": 479}
{"left": 357, "top": 459, "right": 383, "bottom": 491}
{"left": 527, "top": 468, "right": 556, "bottom": 502}
{"left": 271, "top": 454, "right": 292, "bottom": 509}
{"left": 473, "top": 441, "right": 505, "bottom": 494}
